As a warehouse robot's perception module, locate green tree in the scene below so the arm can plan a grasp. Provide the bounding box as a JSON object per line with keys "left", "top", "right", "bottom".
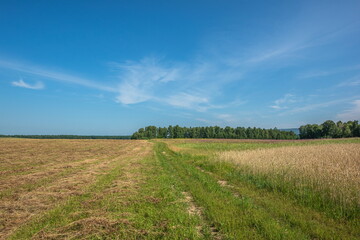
{"left": 158, "top": 127, "right": 168, "bottom": 138}
{"left": 321, "top": 120, "right": 337, "bottom": 138}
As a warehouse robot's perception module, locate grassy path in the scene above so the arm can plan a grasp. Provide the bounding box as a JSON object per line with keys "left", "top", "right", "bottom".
{"left": 155, "top": 141, "right": 360, "bottom": 240}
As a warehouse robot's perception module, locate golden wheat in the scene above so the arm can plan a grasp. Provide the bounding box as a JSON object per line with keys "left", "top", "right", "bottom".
{"left": 219, "top": 143, "right": 360, "bottom": 207}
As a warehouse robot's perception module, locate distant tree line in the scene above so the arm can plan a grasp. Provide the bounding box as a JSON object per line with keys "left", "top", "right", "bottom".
{"left": 2, "top": 120, "right": 358, "bottom": 140}
{"left": 299, "top": 120, "right": 360, "bottom": 139}
{"left": 0, "top": 135, "right": 131, "bottom": 139}
{"left": 131, "top": 125, "right": 298, "bottom": 140}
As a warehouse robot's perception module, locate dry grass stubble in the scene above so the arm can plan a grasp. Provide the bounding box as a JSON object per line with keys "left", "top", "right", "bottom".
{"left": 0, "top": 139, "right": 150, "bottom": 239}
{"left": 32, "top": 143, "right": 152, "bottom": 240}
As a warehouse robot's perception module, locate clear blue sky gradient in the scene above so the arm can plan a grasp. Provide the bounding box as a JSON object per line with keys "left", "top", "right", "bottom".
{"left": 1, "top": 0, "right": 359, "bottom": 135}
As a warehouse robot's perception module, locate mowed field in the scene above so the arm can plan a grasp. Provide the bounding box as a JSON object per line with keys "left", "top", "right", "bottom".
{"left": 0, "top": 138, "right": 359, "bottom": 239}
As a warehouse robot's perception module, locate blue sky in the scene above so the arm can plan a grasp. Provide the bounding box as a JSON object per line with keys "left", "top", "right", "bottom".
{"left": 0, "top": 0, "right": 360, "bottom": 135}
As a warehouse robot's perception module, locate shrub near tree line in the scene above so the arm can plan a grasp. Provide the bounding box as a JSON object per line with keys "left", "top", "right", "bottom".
{"left": 299, "top": 120, "right": 360, "bottom": 139}
{"left": 131, "top": 125, "right": 298, "bottom": 140}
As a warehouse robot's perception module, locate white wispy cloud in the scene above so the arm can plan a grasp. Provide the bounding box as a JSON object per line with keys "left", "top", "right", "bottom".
{"left": 283, "top": 97, "right": 356, "bottom": 115}
{"left": 299, "top": 65, "right": 360, "bottom": 79}
{"left": 246, "top": 46, "right": 298, "bottom": 64}
{"left": 337, "top": 100, "right": 360, "bottom": 121}
{"left": 114, "top": 57, "right": 182, "bottom": 104}
{"left": 298, "top": 71, "right": 334, "bottom": 79}
{"left": 0, "top": 59, "right": 116, "bottom": 92}
{"left": 195, "top": 112, "right": 245, "bottom": 126}
{"left": 236, "top": 2, "right": 360, "bottom": 67}
{"left": 216, "top": 114, "right": 237, "bottom": 124}
{"left": 0, "top": 57, "right": 245, "bottom": 112}
{"left": 112, "top": 57, "right": 244, "bottom": 111}
{"left": 195, "top": 113, "right": 238, "bottom": 126}
{"left": 346, "top": 79, "right": 360, "bottom": 86}
{"left": 337, "top": 74, "right": 360, "bottom": 87}
{"left": 11, "top": 78, "right": 44, "bottom": 90}
{"left": 243, "top": 27, "right": 354, "bottom": 66}
{"left": 167, "top": 92, "right": 210, "bottom": 112}
{"left": 270, "top": 94, "right": 297, "bottom": 110}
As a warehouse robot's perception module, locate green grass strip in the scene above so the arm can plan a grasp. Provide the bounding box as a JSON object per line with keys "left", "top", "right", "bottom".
{"left": 156, "top": 142, "right": 312, "bottom": 240}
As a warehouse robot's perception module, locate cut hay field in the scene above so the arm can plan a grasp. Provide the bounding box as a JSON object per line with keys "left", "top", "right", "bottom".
{"left": 0, "top": 138, "right": 152, "bottom": 239}
{"left": 1, "top": 138, "right": 359, "bottom": 239}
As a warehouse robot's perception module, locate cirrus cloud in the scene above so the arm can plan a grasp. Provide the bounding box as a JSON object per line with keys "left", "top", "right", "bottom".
{"left": 337, "top": 100, "right": 360, "bottom": 121}
{"left": 11, "top": 78, "right": 44, "bottom": 90}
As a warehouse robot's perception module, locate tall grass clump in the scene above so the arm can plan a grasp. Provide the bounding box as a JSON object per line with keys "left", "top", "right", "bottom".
{"left": 218, "top": 143, "right": 360, "bottom": 219}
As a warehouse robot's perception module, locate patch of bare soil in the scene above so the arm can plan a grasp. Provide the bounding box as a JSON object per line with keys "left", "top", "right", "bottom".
{"left": 180, "top": 191, "right": 223, "bottom": 239}
{"left": 196, "top": 166, "right": 241, "bottom": 200}
{"left": 181, "top": 192, "right": 202, "bottom": 216}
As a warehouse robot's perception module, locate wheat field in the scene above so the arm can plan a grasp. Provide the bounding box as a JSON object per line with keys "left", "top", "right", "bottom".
{"left": 218, "top": 143, "right": 360, "bottom": 215}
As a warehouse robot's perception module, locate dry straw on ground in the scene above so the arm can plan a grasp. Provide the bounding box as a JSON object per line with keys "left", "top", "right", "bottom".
{"left": 219, "top": 143, "right": 360, "bottom": 207}
{"left": 0, "top": 138, "right": 151, "bottom": 239}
